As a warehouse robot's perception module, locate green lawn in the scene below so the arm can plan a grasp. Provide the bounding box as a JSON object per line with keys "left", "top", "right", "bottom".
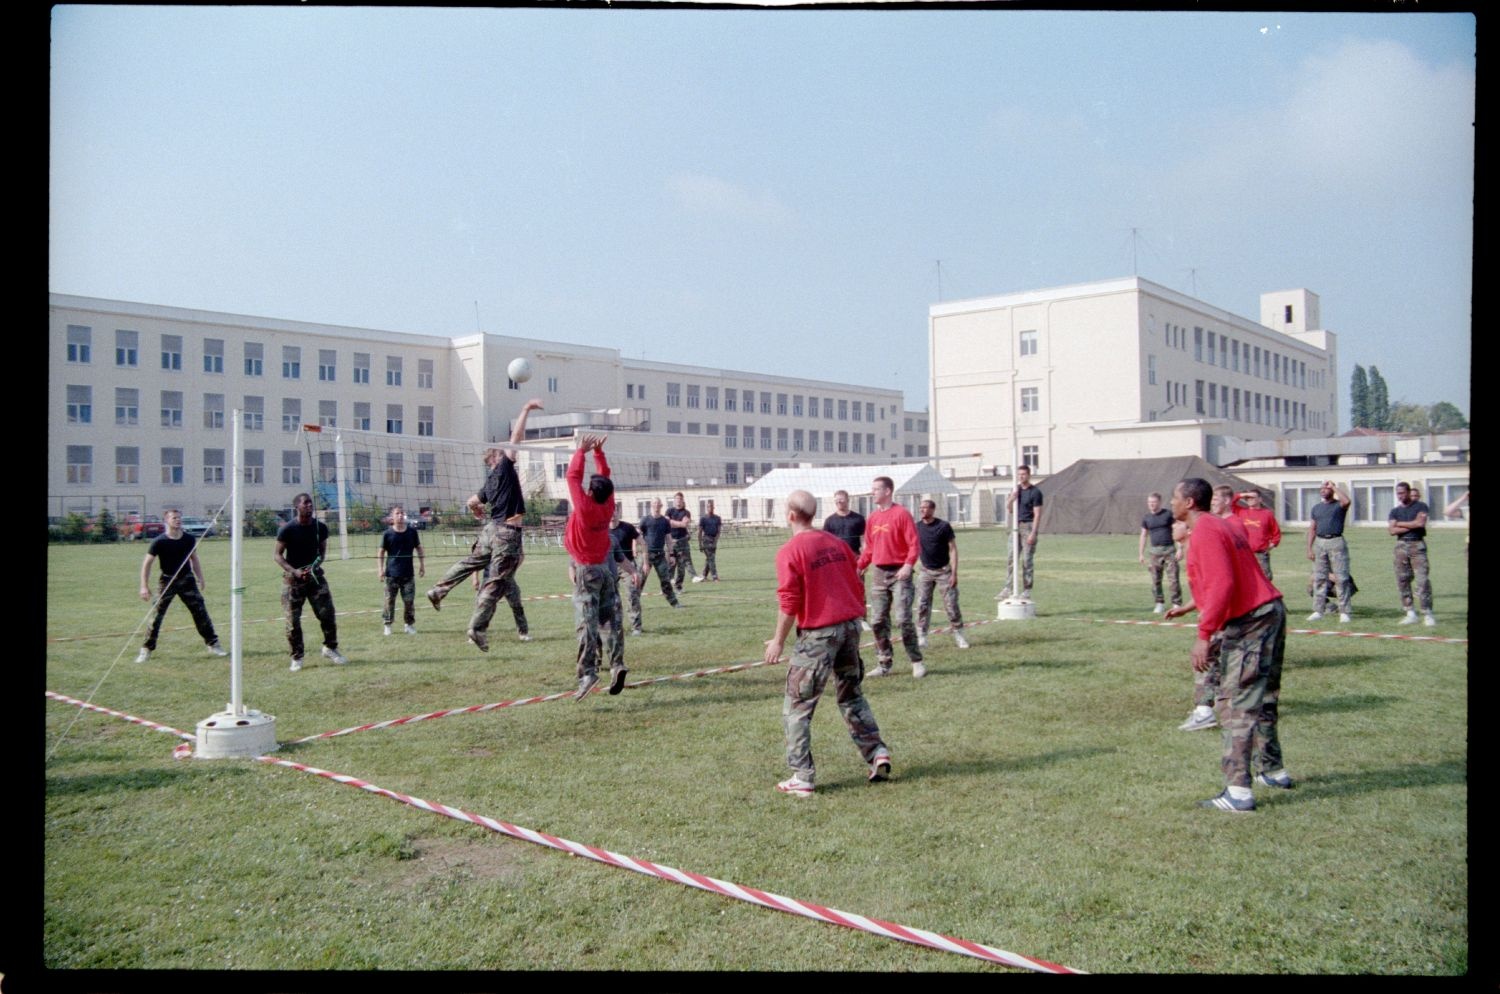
{"left": 43, "top": 526, "right": 1467, "bottom": 973}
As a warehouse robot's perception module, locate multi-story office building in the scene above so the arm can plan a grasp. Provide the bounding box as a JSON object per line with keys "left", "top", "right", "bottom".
{"left": 928, "top": 277, "right": 1339, "bottom": 479}
{"left": 49, "top": 294, "right": 905, "bottom": 520}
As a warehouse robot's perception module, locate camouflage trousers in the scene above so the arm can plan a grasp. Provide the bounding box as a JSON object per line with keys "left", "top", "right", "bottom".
{"left": 283, "top": 572, "right": 338, "bottom": 661}
{"left": 783, "top": 619, "right": 887, "bottom": 783}
{"left": 699, "top": 536, "right": 719, "bottom": 579}
{"left": 914, "top": 564, "right": 964, "bottom": 634}
{"left": 646, "top": 550, "right": 680, "bottom": 606}
{"left": 1214, "top": 598, "right": 1287, "bottom": 788}
{"left": 1193, "top": 632, "right": 1223, "bottom": 709}
{"left": 1253, "top": 550, "right": 1274, "bottom": 581}
{"left": 670, "top": 536, "right": 698, "bottom": 586}
{"left": 429, "top": 521, "right": 524, "bottom": 635}
{"left": 1000, "top": 537, "right": 1037, "bottom": 596}
{"left": 1393, "top": 540, "right": 1432, "bottom": 612}
{"left": 500, "top": 577, "right": 529, "bottom": 636}
{"left": 144, "top": 574, "right": 219, "bottom": 650}
{"left": 1146, "top": 544, "right": 1182, "bottom": 606}
{"left": 1310, "top": 536, "right": 1353, "bottom": 615}
{"left": 869, "top": 565, "right": 921, "bottom": 666}
{"left": 382, "top": 575, "right": 416, "bottom": 626}
{"left": 616, "top": 563, "right": 643, "bottom": 631}
{"left": 572, "top": 560, "right": 623, "bottom": 679}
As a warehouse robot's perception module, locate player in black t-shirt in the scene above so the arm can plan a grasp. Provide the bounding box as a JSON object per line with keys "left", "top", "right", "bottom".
{"left": 611, "top": 502, "right": 645, "bottom": 634}
{"left": 378, "top": 504, "right": 425, "bottom": 636}
{"left": 274, "top": 493, "right": 345, "bottom": 671}
{"left": 914, "top": 498, "right": 968, "bottom": 649}
{"left": 821, "top": 490, "right": 866, "bottom": 555}
{"left": 1137, "top": 492, "right": 1182, "bottom": 613}
{"left": 135, "top": 509, "right": 226, "bottom": 662}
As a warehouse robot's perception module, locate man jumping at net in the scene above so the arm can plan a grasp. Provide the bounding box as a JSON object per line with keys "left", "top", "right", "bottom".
{"left": 564, "top": 432, "right": 624, "bottom": 700}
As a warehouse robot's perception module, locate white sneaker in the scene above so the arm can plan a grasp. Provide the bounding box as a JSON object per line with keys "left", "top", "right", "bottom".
{"left": 912, "top": 661, "right": 927, "bottom": 678}
{"left": 691, "top": 575, "right": 705, "bottom": 583}
{"left": 1179, "top": 706, "right": 1217, "bottom": 732}
{"left": 134, "top": 647, "right": 151, "bottom": 663}
{"left": 1423, "top": 613, "right": 1437, "bottom": 627}
{"left": 953, "top": 631, "right": 969, "bottom": 650}
{"left": 1306, "top": 612, "right": 1323, "bottom": 621}
{"left": 207, "top": 641, "right": 228, "bottom": 657}
{"left": 518, "top": 633, "right": 533, "bottom": 642}
{"left": 776, "top": 776, "right": 814, "bottom": 797}
{"left": 403, "top": 624, "right": 417, "bottom": 635}
{"left": 289, "top": 656, "right": 303, "bottom": 672}
{"left": 917, "top": 632, "right": 929, "bottom": 649}
{"left": 1153, "top": 603, "right": 1165, "bottom": 614}
{"left": 383, "top": 624, "right": 393, "bottom": 637}
{"left": 1338, "top": 613, "right": 1351, "bottom": 624}
{"left": 321, "top": 646, "right": 348, "bottom": 665}
{"left": 1398, "top": 610, "right": 1419, "bottom": 626}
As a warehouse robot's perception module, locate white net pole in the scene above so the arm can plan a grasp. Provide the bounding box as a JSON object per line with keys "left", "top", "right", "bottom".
{"left": 230, "top": 409, "right": 244, "bottom": 716}
{"left": 334, "top": 428, "right": 351, "bottom": 561}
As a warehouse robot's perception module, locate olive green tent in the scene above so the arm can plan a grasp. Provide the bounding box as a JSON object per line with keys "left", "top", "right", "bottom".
{"left": 1031, "top": 457, "right": 1271, "bottom": 535}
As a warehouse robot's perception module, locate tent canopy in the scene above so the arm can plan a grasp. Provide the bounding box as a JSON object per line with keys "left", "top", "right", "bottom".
{"left": 1035, "top": 457, "right": 1271, "bottom": 535}
{"left": 740, "top": 462, "right": 959, "bottom": 502}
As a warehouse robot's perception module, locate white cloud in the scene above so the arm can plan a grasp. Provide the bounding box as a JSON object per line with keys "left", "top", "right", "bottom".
{"left": 666, "top": 172, "right": 796, "bottom": 226}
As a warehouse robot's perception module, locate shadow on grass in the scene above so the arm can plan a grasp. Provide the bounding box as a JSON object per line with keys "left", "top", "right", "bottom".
{"left": 1284, "top": 693, "right": 1398, "bottom": 716}
{"left": 1270, "top": 758, "right": 1467, "bottom": 803}
{"left": 47, "top": 764, "right": 247, "bottom": 796}
{"left": 812, "top": 745, "right": 1119, "bottom": 792}
{"left": 1287, "top": 652, "right": 1386, "bottom": 670}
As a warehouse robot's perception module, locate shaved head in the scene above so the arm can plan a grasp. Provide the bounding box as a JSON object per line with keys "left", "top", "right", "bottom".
{"left": 787, "top": 490, "right": 817, "bottom": 523}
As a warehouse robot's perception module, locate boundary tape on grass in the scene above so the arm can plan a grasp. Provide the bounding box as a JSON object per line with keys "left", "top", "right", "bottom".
{"left": 1087, "top": 617, "right": 1467, "bottom": 645}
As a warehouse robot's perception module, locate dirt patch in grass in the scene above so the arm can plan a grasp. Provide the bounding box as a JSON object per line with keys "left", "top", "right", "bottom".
{"left": 394, "top": 834, "right": 528, "bottom": 886}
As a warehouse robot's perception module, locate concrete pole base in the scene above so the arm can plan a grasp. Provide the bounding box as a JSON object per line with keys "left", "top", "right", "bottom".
{"left": 996, "top": 597, "right": 1037, "bottom": 621}
{"left": 194, "top": 707, "right": 278, "bottom": 759}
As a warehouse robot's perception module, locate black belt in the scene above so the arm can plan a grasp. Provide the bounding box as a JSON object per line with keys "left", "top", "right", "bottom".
{"left": 1316, "top": 534, "right": 1343, "bottom": 539}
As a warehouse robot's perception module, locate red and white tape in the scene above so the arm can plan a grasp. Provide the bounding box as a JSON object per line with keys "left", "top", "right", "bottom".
{"left": 45, "top": 690, "right": 197, "bottom": 741}
{"left": 258, "top": 755, "right": 1083, "bottom": 973}
{"left": 1090, "top": 617, "right": 1466, "bottom": 645}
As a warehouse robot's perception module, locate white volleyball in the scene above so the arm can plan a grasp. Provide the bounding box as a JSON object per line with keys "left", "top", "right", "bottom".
{"left": 507, "top": 357, "right": 533, "bottom": 384}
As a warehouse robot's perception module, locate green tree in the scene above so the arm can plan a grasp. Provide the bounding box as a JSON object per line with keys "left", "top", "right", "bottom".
{"left": 244, "top": 507, "right": 283, "bottom": 537}
{"left": 1427, "top": 401, "right": 1469, "bottom": 431}
{"left": 96, "top": 507, "right": 119, "bottom": 542}
{"left": 1350, "top": 365, "right": 1370, "bottom": 428}
{"left": 1367, "top": 366, "right": 1391, "bottom": 431}
{"left": 59, "top": 512, "right": 90, "bottom": 543}
{"left": 1387, "top": 402, "right": 1430, "bottom": 433}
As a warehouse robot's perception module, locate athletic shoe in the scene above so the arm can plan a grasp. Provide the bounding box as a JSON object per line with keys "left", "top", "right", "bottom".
{"left": 467, "top": 629, "right": 489, "bottom": 652}
{"left": 1179, "top": 707, "right": 1217, "bottom": 732}
{"left": 996, "top": 589, "right": 1010, "bottom": 601}
{"left": 426, "top": 588, "right": 442, "bottom": 612}
{"left": 953, "top": 631, "right": 970, "bottom": 650}
{"left": 674, "top": 582, "right": 683, "bottom": 591}
{"left": 321, "top": 646, "right": 348, "bottom": 666}
{"left": 917, "top": 632, "right": 929, "bottom": 649}
{"left": 1423, "top": 613, "right": 1438, "bottom": 627}
{"left": 912, "top": 661, "right": 927, "bottom": 679}
{"left": 289, "top": 656, "right": 303, "bottom": 672}
{"left": 1339, "top": 613, "right": 1351, "bottom": 624}
{"left": 776, "top": 776, "right": 814, "bottom": 797}
{"left": 1306, "top": 612, "right": 1323, "bottom": 622}
{"left": 860, "top": 619, "right": 873, "bottom": 631}
{"left": 1198, "top": 790, "right": 1255, "bottom": 813}
{"left": 573, "top": 672, "right": 598, "bottom": 700}
{"left": 517, "top": 633, "right": 533, "bottom": 642}
{"left": 868, "top": 754, "right": 892, "bottom": 782}
{"left": 669, "top": 601, "right": 682, "bottom": 609}
{"left": 609, "top": 666, "right": 628, "bottom": 695}
{"left": 135, "top": 648, "right": 151, "bottom": 663}
{"left": 1153, "top": 603, "right": 1165, "bottom": 614}
{"left": 631, "top": 627, "right": 643, "bottom": 636}
{"left": 383, "top": 624, "right": 393, "bottom": 636}
{"left": 1021, "top": 589, "right": 1032, "bottom": 599}
{"left": 206, "top": 642, "right": 228, "bottom": 657}
{"left": 691, "top": 575, "right": 705, "bottom": 583}
{"left": 867, "top": 664, "right": 893, "bottom": 678}
{"left": 1398, "top": 610, "right": 1418, "bottom": 625}
{"left": 1256, "top": 770, "right": 1295, "bottom": 790}
{"left": 404, "top": 624, "right": 417, "bottom": 635}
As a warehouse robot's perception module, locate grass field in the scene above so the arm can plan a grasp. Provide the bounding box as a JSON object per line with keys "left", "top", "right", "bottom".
{"left": 42, "top": 525, "right": 1468, "bottom": 973}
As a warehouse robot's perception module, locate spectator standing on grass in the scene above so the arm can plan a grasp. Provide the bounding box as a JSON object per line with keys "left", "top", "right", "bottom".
{"left": 822, "top": 489, "right": 865, "bottom": 556}
{"left": 765, "top": 489, "right": 891, "bottom": 797}
{"left": 425, "top": 398, "right": 543, "bottom": 653}
{"left": 274, "top": 492, "right": 346, "bottom": 671}
{"left": 377, "top": 504, "right": 425, "bottom": 637}
{"left": 1389, "top": 481, "right": 1437, "bottom": 627}
{"left": 1305, "top": 481, "right": 1353, "bottom": 625}
{"left": 135, "top": 508, "right": 228, "bottom": 663}
{"left": 914, "top": 497, "right": 968, "bottom": 650}
{"left": 998, "top": 464, "right": 1043, "bottom": 599}
{"left": 638, "top": 499, "right": 681, "bottom": 609}
{"left": 698, "top": 499, "right": 723, "bottom": 581}
{"left": 1138, "top": 491, "right": 1182, "bottom": 615}
{"left": 1231, "top": 489, "right": 1281, "bottom": 581}
{"left": 610, "top": 502, "right": 645, "bottom": 635}
{"left": 666, "top": 491, "right": 701, "bottom": 588}
{"left": 856, "top": 476, "right": 924, "bottom": 678}
{"left": 564, "top": 432, "right": 626, "bottom": 700}
{"left": 1169, "top": 478, "right": 1293, "bottom": 812}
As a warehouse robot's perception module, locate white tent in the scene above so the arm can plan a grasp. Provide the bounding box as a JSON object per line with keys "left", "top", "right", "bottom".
{"left": 739, "top": 463, "right": 961, "bottom": 523}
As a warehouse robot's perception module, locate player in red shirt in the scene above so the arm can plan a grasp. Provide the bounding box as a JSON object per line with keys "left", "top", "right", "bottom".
{"left": 1231, "top": 490, "right": 1281, "bottom": 581}
{"left": 564, "top": 433, "right": 623, "bottom": 700}
{"left": 765, "top": 490, "right": 890, "bottom": 796}
{"left": 855, "top": 475, "right": 925, "bottom": 678}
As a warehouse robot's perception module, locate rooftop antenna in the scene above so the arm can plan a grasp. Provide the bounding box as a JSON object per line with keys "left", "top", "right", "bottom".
{"left": 1186, "top": 267, "right": 1199, "bottom": 297}
{"left": 936, "top": 259, "right": 943, "bottom": 302}
{"left": 474, "top": 300, "right": 482, "bottom": 334}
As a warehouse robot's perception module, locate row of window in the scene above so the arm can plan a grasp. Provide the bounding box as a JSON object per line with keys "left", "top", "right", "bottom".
{"left": 64, "top": 387, "right": 435, "bottom": 436}
{"left": 644, "top": 382, "right": 889, "bottom": 423}
{"left": 1187, "top": 380, "right": 1313, "bottom": 430}
{"left": 1167, "top": 322, "right": 1315, "bottom": 390}
{"left": 64, "top": 325, "right": 436, "bottom": 387}
{"left": 719, "top": 427, "right": 881, "bottom": 454}
{"left": 64, "top": 446, "right": 440, "bottom": 488}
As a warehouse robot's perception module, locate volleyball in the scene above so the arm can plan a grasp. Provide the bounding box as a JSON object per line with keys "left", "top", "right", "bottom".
{"left": 507, "top": 357, "right": 533, "bottom": 384}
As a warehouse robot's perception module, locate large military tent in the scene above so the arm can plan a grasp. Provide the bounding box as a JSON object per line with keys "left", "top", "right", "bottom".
{"left": 1035, "top": 457, "right": 1271, "bottom": 535}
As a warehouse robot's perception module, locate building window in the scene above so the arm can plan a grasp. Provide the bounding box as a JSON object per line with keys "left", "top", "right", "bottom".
{"left": 319, "top": 349, "right": 337, "bottom": 382}
{"left": 114, "top": 447, "right": 139, "bottom": 485}
{"left": 1253, "top": 347, "right": 1262, "bottom": 378}
{"left": 1231, "top": 340, "right": 1240, "bottom": 372}
{"left": 809, "top": 396, "right": 819, "bottom": 419}
{"left": 824, "top": 398, "right": 835, "bottom": 419}
{"left": 66, "top": 325, "right": 91, "bottom": 363}
{"left": 354, "top": 402, "right": 371, "bottom": 431}
{"left": 760, "top": 392, "right": 772, "bottom": 415}
{"left": 725, "top": 430, "right": 737, "bottom": 449}
{"left": 385, "top": 452, "right": 403, "bottom": 485}
{"left": 1019, "top": 329, "right": 1038, "bottom": 356}
{"left": 386, "top": 404, "right": 403, "bottom": 434}
{"left": 244, "top": 342, "right": 263, "bottom": 377}
{"left": 1022, "top": 445, "right": 1039, "bottom": 471}
{"left": 242, "top": 449, "right": 263, "bottom": 485}
{"left": 732, "top": 498, "right": 749, "bottom": 519}
{"left": 851, "top": 433, "right": 862, "bottom": 454}
{"left": 666, "top": 383, "right": 681, "bottom": 407}
{"left": 626, "top": 384, "right": 635, "bottom": 400}
{"left": 760, "top": 427, "right": 772, "bottom": 450}
{"left": 1206, "top": 332, "right": 1216, "bottom": 366}
{"left": 824, "top": 430, "right": 834, "bottom": 452}
{"left": 115, "top": 388, "right": 139, "bottom": 426}
{"left": 1195, "top": 380, "right": 1205, "bottom": 415}
{"left": 725, "top": 463, "right": 738, "bottom": 485}
{"left": 66, "top": 446, "right": 92, "bottom": 484}
{"left": 282, "top": 346, "right": 301, "bottom": 379}
{"left": 547, "top": 376, "right": 559, "bottom": 393}
{"left": 282, "top": 398, "right": 301, "bottom": 432}
{"left": 160, "top": 391, "right": 183, "bottom": 429}
{"left": 837, "top": 399, "right": 848, "bottom": 420}
{"left": 724, "top": 389, "right": 736, "bottom": 412}
{"left": 743, "top": 389, "right": 755, "bottom": 412}
{"left": 707, "top": 423, "right": 719, "bottom": 436}
{"left": 417, "top": 358, "right": 434, "bottom": 389}
{"left": 667, "top": 421, "right": 681, "bottom": 434}
{"left": 793, "top": 428, "right": 804, "bottom": 451}
{"left": 792, "top": 395, "right": 802, "bottom": 416}
{"left": 115, "top": 330, "right": 138, "bottom": 367}
{"left": 203, "top": 393, "right": 224, "bottom": 430}
{"left": 867, "top": 433, "right": 875, "bottom": 453}
{"left": 1233, "top": 388, "right": 1241, "bottom": 421}
{"left": 204, "top": 338, "right": 224, "bottom": 374}
{"left": 418, "top": 453, "right": 436, "bottom": 485}
{"left": 319, "top": 400, "right": 337, "bottom": 428}
{"left": 706, "top": 386, "right": 719, "bottom": 410}
{"left": 852, "top": 401, "right": 862, "bottom": 422}
{"left": 808, "top": 431, "right": 819, "bottom": 452}
{"left": 157, "top": 335, "right": 182, "bottom": 371}
{"left": 637, "top": 385, "right": 645, "bottom": 401}
{"left": 161, "top": 447, "right": 184, "bottom": 486}
{"left": 838, "top": 431, "right": 848, "bottom": 453}
{"left": 382, "top": 356, "right": 401, "bottom": 387}
{"left": 1148, "top": 354, "right": 1157, "bottom": 386}
{"left": 243, "top": 396, "right": 264, "bottom": 431}
{"left": 648, "top": 461, "right": 661, "bottom": 482}
{"left": 777, "top": 393, "right": 788, "bottom": 416}
{"left": 687, "top": 423, "right": 701, "bottom": 435}
{"left": 203, "top": 449, "right": 225, "bottom": 485}
{"left": 1021, "top": 387, "right": 1039, "bottom": 413}
{"left": 1194, "top": 327, "right": 1203, "bottom": 362}
{"left": 417, "top": 406, "right": 434, "bottom": 436}
{"left": 687, "top": 384, "right": 700, "bottom": 409}
{"left": 777, "top": 428, "right": 789, "bottom": 451}
{"left": 354, "top": 452, "right": 371, "bottom": 484}
{"left": 353, "top": 353, "right": 371, "bottom": 384}
{"left": 1219, "top": 336, "right": 1228, "bottom": 369}
{"left": 283, "top": 450, "right": 302, "bottom": 485}
{"left": 1208, "top": 383, "right": 1218, "bottom": 417}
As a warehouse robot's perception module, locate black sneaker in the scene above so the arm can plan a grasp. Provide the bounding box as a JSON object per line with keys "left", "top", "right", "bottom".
{"left": 426, "top": 588, "right": 442, "bottom": 612}
{"left": 609, "top": 667, "right": 628, "bottom": 695}
{"left": 1198, "top": 790, "right": 1255, "bottom": 813}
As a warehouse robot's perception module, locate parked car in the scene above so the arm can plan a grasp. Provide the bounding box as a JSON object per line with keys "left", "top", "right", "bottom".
{"left": 179, "top": 516, "right": 218, "bottom": 538}
{"left": 123, "top": 513, "right": 166, "bottom": 540}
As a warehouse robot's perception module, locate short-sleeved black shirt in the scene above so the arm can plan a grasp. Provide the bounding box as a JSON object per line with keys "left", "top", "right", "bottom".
{"left": 666, "top": 506, "right": 691, "bottom": 539}
{"left": 611, "top": 521, "right": 640, "bottom": 563}
{"left": 478, "top": 454, "right": 525, "bottom": 521}
{"left": 640, "top": 515, "right": 671, "bottom": 553}
{"left": 1389, "top": 500, "right": 1429, "bottom": 542}
{"left": 1014, "top": 485, "right": 1044, "bottom": 523}
{"left": 822, "top": 511, "right": 866, "bottom": 555}
{"left": 1141, "top": 508, "right": 1175, "bottom": 546}
{"left": 277, "top": 519, "right": 329, "bottom": 569}
{"left": 1310, "top": 500, "right": 1349, "bottom": 538}
{"left": 381, "top": 527, "right": 422, "bottom": 579}
{"left": 148, "top": 533, "right": 197, "bottom": 580}
{"left": 916, "top": 517, "right": 956, "bottom": 570}
{"left": 700, "top": 513, "right": 722, "bottom": 538}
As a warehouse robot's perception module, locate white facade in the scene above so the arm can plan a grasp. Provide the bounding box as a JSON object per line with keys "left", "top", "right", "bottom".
{"left": 928, "top": 277, "right": 1340, "bottom": 478}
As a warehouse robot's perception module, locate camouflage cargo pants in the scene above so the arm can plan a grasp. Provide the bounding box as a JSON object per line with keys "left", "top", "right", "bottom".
{"left": 1214, "top": 598, "right": 1287, "bottom": 787}
{"left": 1193, "top": 632, "right": 1222, "bottom": 709}
{"left": 1147, "top": 543, "right": 1182, "bottom": 606}
{"left": 914, "top": 563, "right": 964, "bottom": 634}
{"left": 431, "top": 522, "right": 524, "bottom": 635}
{"left": 500, "top": 577, "right": 529, "bottom": 636}
{"left": 283, "top": 572, "right": 338, "bottom": 661}
{"left": 700, "top": 535, "right": 719, "bottom": 579}
{"left": 144, "top": 574, "right": 219, "bottom": 650}
{"left": 783, "top": 619, "right": 887, "bottom": 783}
{"left": 616, "top": 565, "right": 643, "bottom": 631}
{"left": 670, "top": 536, "right": 698, "bottom": 586}
{"left": 869, "top": 565, "right": 921, "bottom": 666}
{"left": 382, "top": 575, "right": 416, "bottom": 626}
{"left": 572, "top": 561, "right": 623, "bottom": 678}
{"left": 1254, "top": 550, "right": 1274, "bottom": 581}
{"left": 1310, "top": 536, "right": 1353, "bottom": 615}
{"left": 646, "top": 550, "right": 680, "bottom": 606}
{"left": 1393, "top": 540, "right": 1432, "bottom": 612}
{"left": 1001, "top": 537, "right": 1037, "bottom": 596}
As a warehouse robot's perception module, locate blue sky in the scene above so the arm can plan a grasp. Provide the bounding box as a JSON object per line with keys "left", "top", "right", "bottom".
{"left": 50, "top": 7, "right": 1474, "bottom": 428}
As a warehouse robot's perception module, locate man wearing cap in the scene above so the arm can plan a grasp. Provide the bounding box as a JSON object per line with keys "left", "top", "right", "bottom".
{"left": 1305, "top": 480, "right": 1353, "bottom": 625}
